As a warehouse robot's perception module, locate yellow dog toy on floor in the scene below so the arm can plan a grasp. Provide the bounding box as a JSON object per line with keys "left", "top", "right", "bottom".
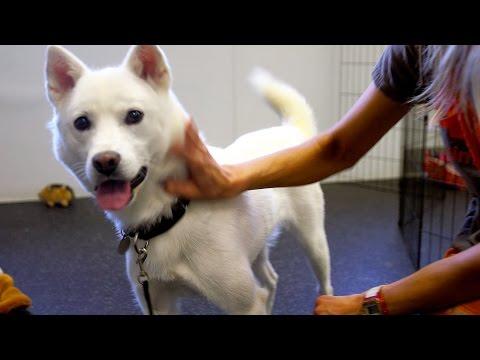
{"left": 0, "top": 268, "right": 32, "bottom": 314}
{"left": 38, "top": 184, "right": 74, "bottom": 208}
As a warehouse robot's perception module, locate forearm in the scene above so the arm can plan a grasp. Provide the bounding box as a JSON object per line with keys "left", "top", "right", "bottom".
{"left": 233, "top": 83, "right": 411, "bottom": 192}
{"left": 165, "top": 84, "right": 410, "bottom": 200}
{"left": 233, "top": 132, "right": 350, "bottom": 191}
{"left": 382, "top": 244, "right": 480, "bottom": 314}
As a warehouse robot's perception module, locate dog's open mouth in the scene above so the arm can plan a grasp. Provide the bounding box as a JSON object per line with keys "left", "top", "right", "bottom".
{"left": 95, "top": 166, "right": 148, "bottom": 211}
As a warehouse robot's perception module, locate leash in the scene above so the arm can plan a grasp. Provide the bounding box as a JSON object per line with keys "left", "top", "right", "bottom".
{"left": 133, "top": 235, "right": 154, "bottom": 316}
{"left": 117, "top": 199, "right": 190, "bottom": 315}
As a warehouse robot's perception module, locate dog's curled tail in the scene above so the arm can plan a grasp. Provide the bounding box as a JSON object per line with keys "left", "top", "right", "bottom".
{"left": 249, "top": 67, "right": 317, "bottom": 138}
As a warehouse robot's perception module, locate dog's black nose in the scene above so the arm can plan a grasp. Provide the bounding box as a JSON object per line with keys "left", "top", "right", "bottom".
{"left": 92, "top": 151, "right": 121, "bottom": 176}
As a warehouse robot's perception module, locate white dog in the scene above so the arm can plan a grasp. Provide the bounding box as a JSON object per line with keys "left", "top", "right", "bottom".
{"left": 44, "top": 45, "right": 332, "bottom": 315}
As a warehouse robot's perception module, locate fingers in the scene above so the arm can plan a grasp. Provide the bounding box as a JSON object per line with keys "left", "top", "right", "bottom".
{"left": 314, "top": 295, "right": 331, "bottom": 315}
{"left": 315, "top": 295, "right": 327, "bottom": 306}
{"left": 164, "top": 179, "right": 201, "bottom": 199}
{"left": 314, "top": 296, "right": 324, "bottom": 315}
{"left": 169, "top": 117, "right": 208, "bottom": 161}
{"left": 165, "top": 116, "right": 228, "bottom": 200}
{"left": 185, "top": 119, "right": 209, "bottom": 154}
{"left": 169, "top": 142, "right": 187, "bottom": 158}
{"left": 186, "top": 117, "right": 199, "bottom": 133}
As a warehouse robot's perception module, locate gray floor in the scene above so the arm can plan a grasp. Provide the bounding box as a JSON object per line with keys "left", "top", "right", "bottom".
{"left": 0, "top": 183, "right": 414, "bottom": 315}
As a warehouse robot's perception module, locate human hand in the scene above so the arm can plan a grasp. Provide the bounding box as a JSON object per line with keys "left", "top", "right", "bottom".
{"left": 314, "top": 294, "right": 364, "bottom": 315}
{"left": 164, "top": 118, "right": 244, "bottom": 200}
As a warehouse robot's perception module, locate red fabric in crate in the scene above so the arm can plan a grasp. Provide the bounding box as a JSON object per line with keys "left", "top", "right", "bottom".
{"left": 440, "top": 105, "right": 480, "bottom": 170}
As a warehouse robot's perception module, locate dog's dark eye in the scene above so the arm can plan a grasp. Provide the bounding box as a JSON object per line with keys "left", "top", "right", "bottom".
{"left": 74, "top": 116, "right": 91, "bottom": 131}
{"left": 125, "top": 110, "right": 144, "bottom": 125}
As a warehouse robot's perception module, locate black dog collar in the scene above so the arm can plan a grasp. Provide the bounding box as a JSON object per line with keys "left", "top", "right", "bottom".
{"left": 117, "top": 198, "right": 191, "bottom": 255}
{"left": 126, "top": 198, "right": 191, "bottom": 241}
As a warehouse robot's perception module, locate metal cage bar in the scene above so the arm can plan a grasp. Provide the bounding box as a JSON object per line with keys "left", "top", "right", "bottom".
{"left": 335, "top": 46, "right": 471, "bottom": 269}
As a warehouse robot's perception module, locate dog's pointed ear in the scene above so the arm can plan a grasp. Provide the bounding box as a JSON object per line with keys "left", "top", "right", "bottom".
{"left": 45, "top": 45, "right": 87, "bottom": 106}
{"left": 124, "top": 45, "right": 171, "bottom": 90}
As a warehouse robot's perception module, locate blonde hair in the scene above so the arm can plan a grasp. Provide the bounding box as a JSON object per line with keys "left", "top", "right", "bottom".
{"left": 414, "top": 45, "right": 480, "bottom": 127}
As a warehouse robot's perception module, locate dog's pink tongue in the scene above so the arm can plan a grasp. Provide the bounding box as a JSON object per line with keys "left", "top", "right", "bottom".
{"left": 96, "top": 180, "right": 131, "bottom": 211}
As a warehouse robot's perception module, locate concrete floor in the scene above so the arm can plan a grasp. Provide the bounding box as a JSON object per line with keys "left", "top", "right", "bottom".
{"left": 0, "top": 183, "right": 414, "bottom": 315}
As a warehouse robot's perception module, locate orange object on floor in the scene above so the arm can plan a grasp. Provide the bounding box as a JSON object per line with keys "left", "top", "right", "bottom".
{"left": 435, "top": 248, "right": 480, "bottom": 315}
{"left": 0, "top": 273, "right": 32, "bottom": 314}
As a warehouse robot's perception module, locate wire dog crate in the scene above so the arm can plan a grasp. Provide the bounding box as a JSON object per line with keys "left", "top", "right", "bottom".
{"left": 335, "top": 46, "right": 471, "bottom": 270}
{"left": 334, "top": 45, "right": 404, "bottom": 193}
{"left": 399, "top": 111, "right": 471, "bottom": 269}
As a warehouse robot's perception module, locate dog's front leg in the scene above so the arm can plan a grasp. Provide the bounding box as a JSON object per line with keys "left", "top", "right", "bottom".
{"left": 126, "top": 255, "right": 179, "bottom": 315}
{"left": 180, "top": 260, "right": 269, "bottom": 315}
{"left": 148, "top": 280, "right": 180, "bottom": 315}
{"left": 131, "top": 280, "right": 179, "bottom": 315}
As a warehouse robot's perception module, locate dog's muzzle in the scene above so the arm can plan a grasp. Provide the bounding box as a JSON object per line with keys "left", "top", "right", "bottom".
{"left": 94, "top": 166, "right": 148, "bottom": 211}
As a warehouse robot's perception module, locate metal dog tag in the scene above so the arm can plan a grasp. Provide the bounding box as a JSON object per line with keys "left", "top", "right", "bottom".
{"left": 117, "top": 235, "right": 132, "bottom": 255}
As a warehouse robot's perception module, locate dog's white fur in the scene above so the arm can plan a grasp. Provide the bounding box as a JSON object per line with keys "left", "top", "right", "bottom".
{"left": 45, "top": 45, "right": 332, "bottom": 315}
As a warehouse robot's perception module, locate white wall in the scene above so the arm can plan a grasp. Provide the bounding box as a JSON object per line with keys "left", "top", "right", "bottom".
{"left": 232, "top": 46, "right": 335, "bottom": 135}
{"left": 329, "top": 45, "right": 405, "bottom": 183}
{"left": 0, "top": 45, "right": 338, "bottom": 203}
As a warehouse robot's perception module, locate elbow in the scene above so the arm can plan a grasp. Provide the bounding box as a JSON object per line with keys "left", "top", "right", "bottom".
{"left": 319, "top": 132, "right": 360, "bottom": 170}
{"left": 340, "top": 152, "right": 360, "bottom": 171}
